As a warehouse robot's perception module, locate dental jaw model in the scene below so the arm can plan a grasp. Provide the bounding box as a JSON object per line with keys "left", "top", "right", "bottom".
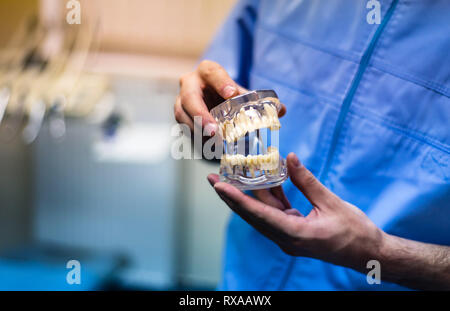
{"left": 211, "top": 90, "right": 288, "bottom": 190}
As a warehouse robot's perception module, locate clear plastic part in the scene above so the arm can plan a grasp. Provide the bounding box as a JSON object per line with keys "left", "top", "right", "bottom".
{"left": 211, "top": 90, "right": 288, "bottom": 190}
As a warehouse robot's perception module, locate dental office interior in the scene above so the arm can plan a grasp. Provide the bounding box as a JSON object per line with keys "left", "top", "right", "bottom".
{"left": 0, "top": 0, "right": 236, "bottom": 290}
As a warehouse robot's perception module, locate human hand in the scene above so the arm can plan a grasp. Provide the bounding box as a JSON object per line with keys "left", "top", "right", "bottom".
{"left": 207, "top": 153, "right": 384, "bottom": 272}
{"left": 174, "top": 60, "right": 286, "bottom": 136}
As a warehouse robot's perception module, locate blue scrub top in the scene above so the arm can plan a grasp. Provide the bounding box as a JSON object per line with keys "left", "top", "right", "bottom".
{"left": 203, "top": 0, "right": 450, "bottom": 290}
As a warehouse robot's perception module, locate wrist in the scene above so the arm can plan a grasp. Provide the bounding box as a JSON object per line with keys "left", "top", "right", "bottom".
{"left": 366, "top": 230, "right": 403, "bottom": 285}
{"left": 350, "top": 224, "right": 386, "bottom": 273}
{"left": 377, "top": 231, "right": 394, "bottom": 262}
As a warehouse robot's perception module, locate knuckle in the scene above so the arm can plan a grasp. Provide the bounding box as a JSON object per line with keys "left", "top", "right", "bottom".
{"left": 199, "top": 60, "right": 219, "bottom": 77}
{"left": 174, "top": 108, "right": 183, "bottom": 123}
{"left": 179, "top": 75, "right": 186, "bottom": 86}
{"left": 179, "top": 72, "right": 194, "bottom": 87}
{"left": 199, "top": 59, "right": 214, "bottom": 70}
{"left": 180, "top": 91, "right": 198, "bottom": 111}
{"left": 179, "top": 92, "right": 193, "bottom": 108}
{"left": 302, "top": 171, "right": 318, "bottom": 188}
{"left": 179, "top": 76, "right": 185, "bottom": 87}
{"left": 174, "top": 102, "right": 183, "bottom": 123}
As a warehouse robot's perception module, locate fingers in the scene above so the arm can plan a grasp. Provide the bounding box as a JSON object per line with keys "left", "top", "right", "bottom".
{"left": 270, "top": 186, "right": 292, "bottom": 210}
{"left": 178, "top": 60, "right": 285, "bottom": 140}
{"left": 286, "top": 153, "right": 341, "bottom": 209}
{"left": 212, "top": 181, "right": 304, "bottom": 236}
{"left": 209, "top": 174, "right": 297, "bottom": 215}
{"left": 197, "top": 61, "right": 286, "bottom": 117}
{"left": 253, "top": 189, "right": 286, "bottom": 210}
{"left": 198, "top": 60, "right": 239, "bottom": 99}
{"left": 179, "top": 73, "right": 218, "bottom": 134}
{"left": 278, "top": 104, "right": 287, "bottom": 118}
{"left": 285, "top": 209, "right": 303, "bottom": 216}
{"left": 174, "top": 95, "right": 194, "bottom": 130}
{"left": 207, "top": 173, "right": 220, "bottom": 187}
{"left": 252, "top": 186, "right": 293, "bottom": 211}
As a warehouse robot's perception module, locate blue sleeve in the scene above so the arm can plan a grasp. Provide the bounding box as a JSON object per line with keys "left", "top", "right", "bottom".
{"left": 201, "top": 0, "right": 259, "bottom": 88}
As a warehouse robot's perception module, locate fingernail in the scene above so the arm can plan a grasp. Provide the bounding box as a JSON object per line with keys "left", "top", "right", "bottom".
{"left": 204, "top": 123, "right": 218, "bottom": 137}
{"left": 223, "top": 85, "right": 236, "bottom": 98}
{"left": 290, "top": 153, "right": 301, "bottom": 167}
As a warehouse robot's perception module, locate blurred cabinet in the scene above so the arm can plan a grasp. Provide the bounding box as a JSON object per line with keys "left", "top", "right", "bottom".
{"left": 180, "top": 158, "right": 230, "bottom": 288}
{"left": 32, "top": 74, "right": 230, "bottom": 289}
{"left": 0, "top": 0, "right": 236, "bottom": 289}
{"left": 32, "top": 76, "right": 178, "bottom": 288}
{"left": 0, "top": 138, "right": 32, "bottom": 250}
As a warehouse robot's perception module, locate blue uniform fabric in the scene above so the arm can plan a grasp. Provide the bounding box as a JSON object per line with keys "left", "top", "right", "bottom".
{"left": 203, "top": 0, "right": 450, "bottom": 290}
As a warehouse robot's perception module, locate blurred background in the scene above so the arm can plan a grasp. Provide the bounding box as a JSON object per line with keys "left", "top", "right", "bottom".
{"left": 0, "top": 0, "right": 236, "bottom": 290}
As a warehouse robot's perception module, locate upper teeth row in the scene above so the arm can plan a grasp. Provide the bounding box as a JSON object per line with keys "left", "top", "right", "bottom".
{"left": 218, "top": 103, "right": 280, "bottom": 143}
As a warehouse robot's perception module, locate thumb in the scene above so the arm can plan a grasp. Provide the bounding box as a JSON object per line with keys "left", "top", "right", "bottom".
{"left": 198, "top": 60, "right": 239, "bottom": 99}
{"left": 286, "top": 153, "right": 340, "bottom": 209}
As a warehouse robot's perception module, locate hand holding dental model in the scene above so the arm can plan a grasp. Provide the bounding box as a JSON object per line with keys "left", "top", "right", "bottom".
{"left": 175, "top": 60, "right": 450, "bottom": 290}
{"left": 174, "top": 60, "right": 286, "bottom": 135}
{"left": 211, "top": 90, "right": 287, "bottom": 190}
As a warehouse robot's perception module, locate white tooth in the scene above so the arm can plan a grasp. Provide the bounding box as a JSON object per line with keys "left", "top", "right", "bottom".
{"left": 228, "top": 123, "right": 235, "bottom": 142}
{"left": 244, "top": 111, "right": 252, "bottom": 126}
{"left": 229, "top": 131, "right": 235, "bottom": 142}
{"left": 233, "top": 122, "right": 239, "bottom": 136}
{"left": 238, "top": 155, "right": 245, "bottom": 165}
{"left": 263, "top": 104, "right": 271, "bottom": 116}
{"left": 236, "top": 124, "right": 244, "bottom": 137}
{"left": 220, "top": 144, "right": 281, "bottom": 176}
{"left": 253, "top": 155, "right": 258, "bottom": 166}
{"left": 254, "top": 155, "right": 260, "bottom": 167}
{"left": 261, "top": 115, "right": 269, "bottom": 128}
{"left": 248, "top": 155, "right": 255, "bottom": 165}
{"left": 260, "top": 158, "right": 265, "bottom": 170}
{"left": 267, "top": 104, "right": 276, "bottom": 115}
{"left": 220, "top": 101, "right": 283, "bottom": 153}
{"left": 235, "top": 156, "right": 241, "bottom": 166}
{"left": 241, "top": 117, "right": 246, "bottom": 128}
{"left": 261, "top": 155, "right": 268, "bottom": 169}
{"left": 224, "top": 124, "right": 229, "bottom": 138}
{"left": 253, "top": 116, "right": 261, "bottom": 128}
{"left": 239, "top": 111, "right": 247, "bottom": 126}
{"left": 262, "top": 154, "right": 269, "bottom": 170}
